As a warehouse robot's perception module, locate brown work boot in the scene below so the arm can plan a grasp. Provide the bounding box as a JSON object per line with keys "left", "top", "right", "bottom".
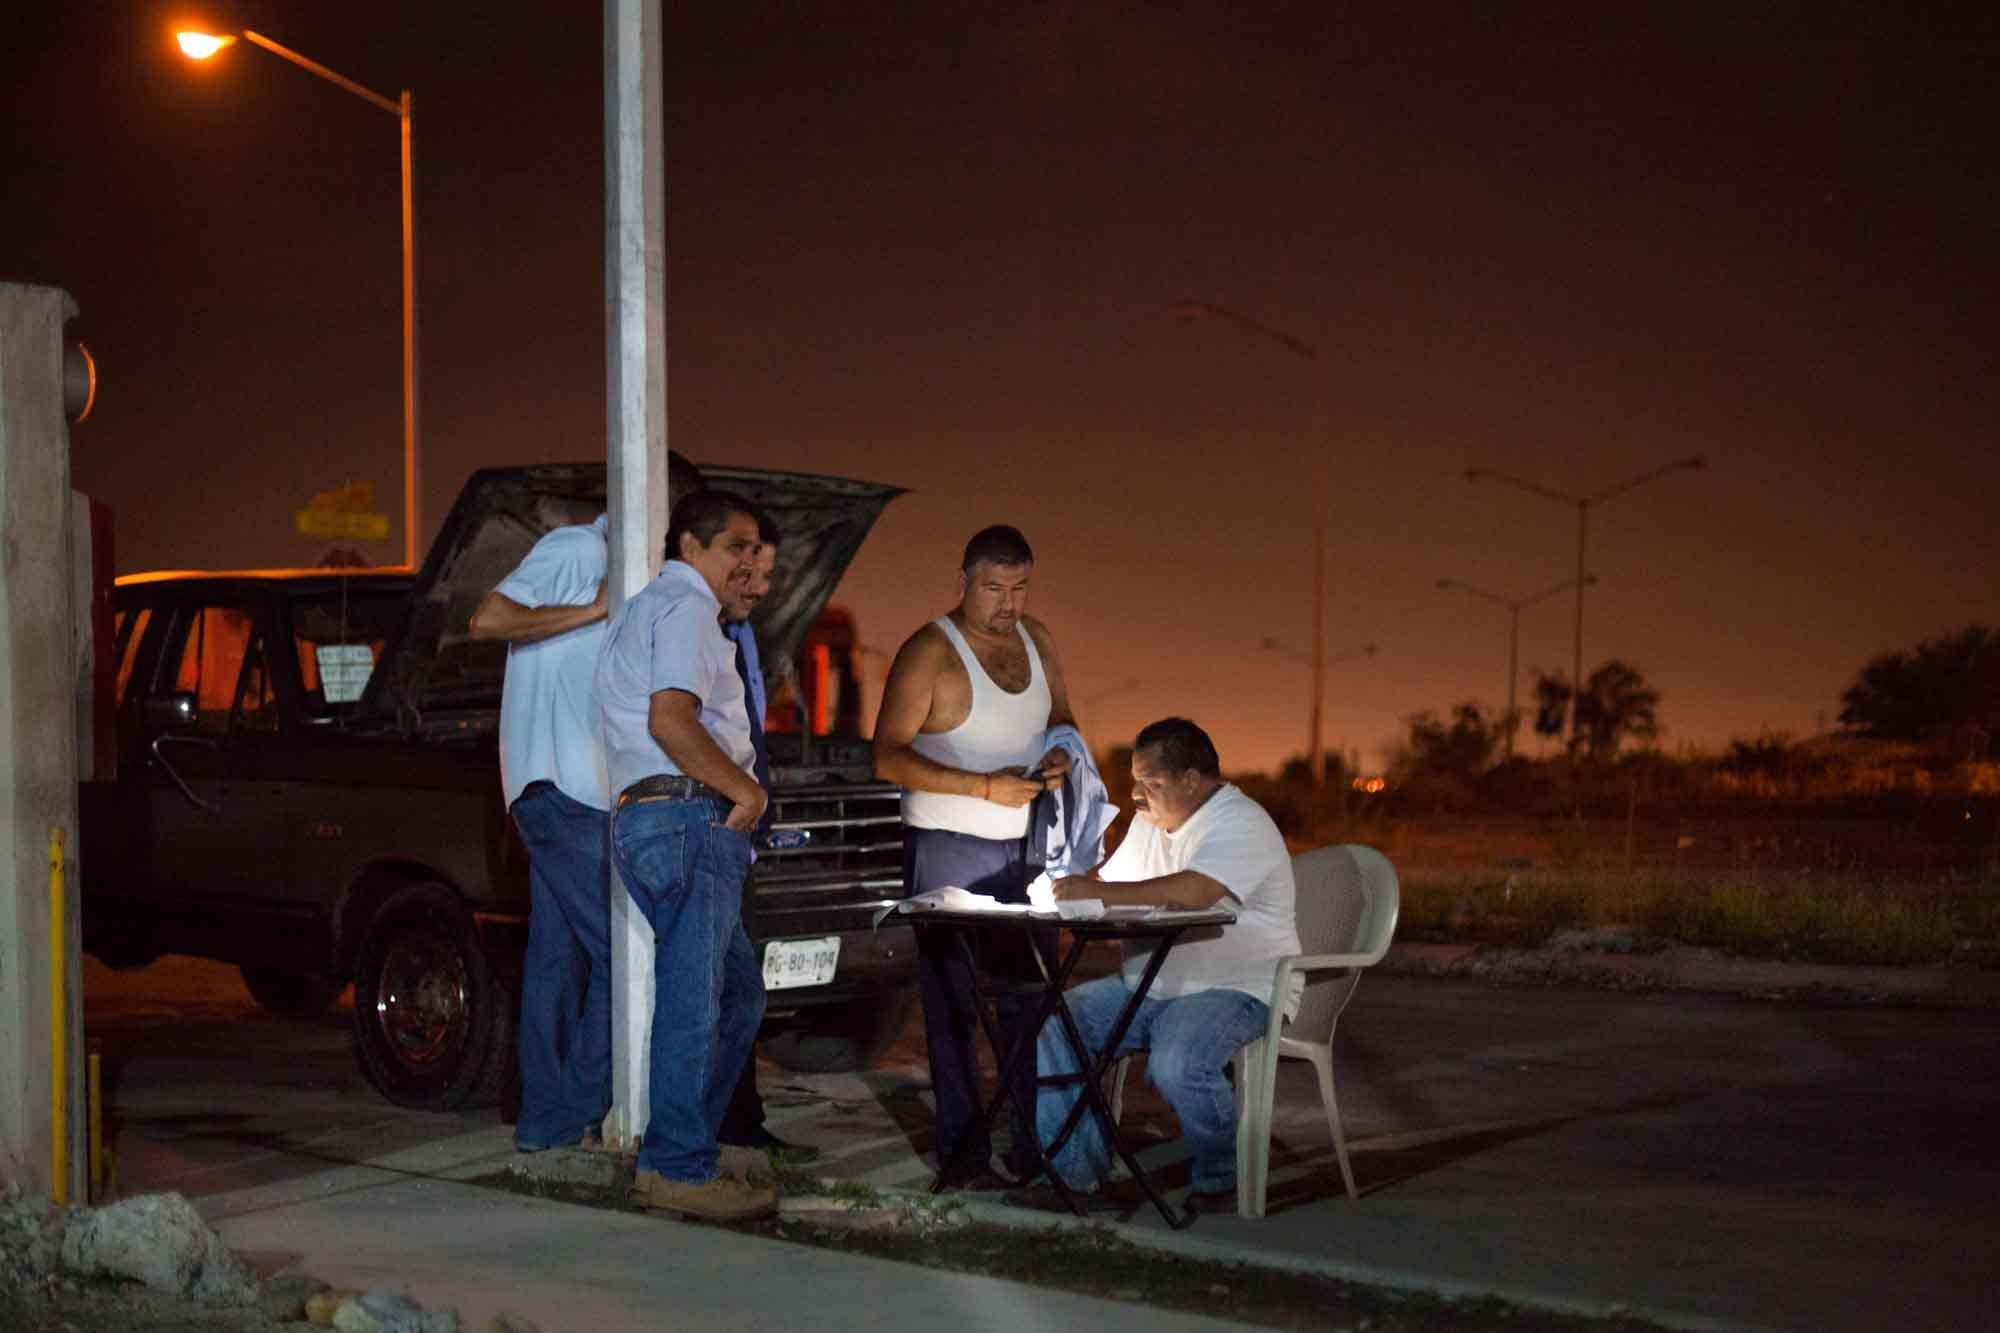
{"left": 629, "top": 1167, "right": 777, "bottom": 1221}
{"left": 718, "top": 1143, "right": 777, "bottom": 1186}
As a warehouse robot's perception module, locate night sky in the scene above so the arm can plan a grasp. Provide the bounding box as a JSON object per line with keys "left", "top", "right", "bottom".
{"left": 7, "top": 2, "right": 1996, "bottom": 771}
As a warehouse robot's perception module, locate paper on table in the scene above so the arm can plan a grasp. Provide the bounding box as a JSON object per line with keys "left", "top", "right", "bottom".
{"left": 895, "top": 886, "right": 1037, "bottom": 916}
{"left": 1055, "top": 899, "right": 1105, "bottom": 920}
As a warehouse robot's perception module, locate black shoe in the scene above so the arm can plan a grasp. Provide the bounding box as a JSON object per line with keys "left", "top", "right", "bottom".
{"left": 1002, "top": 1181, "right": 1110, "bottom": 1213}
{"left": 938, "top": 1167, "right": 1012, "bottom": 1193}
{"left": 721, "top": 1125, "right": 820, "bottom": 1165}
{"left": 1184, "top": 1187, "right": 1239, "bottom": 1217}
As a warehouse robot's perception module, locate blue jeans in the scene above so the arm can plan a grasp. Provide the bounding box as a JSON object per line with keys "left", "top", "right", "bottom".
{"left": 510, "top": 784, "right": 614, "bottom": 1151}
{"left": 1036, "top": 976, "right": 1270, "bottom": 1194}
{"left": 611, "top": 794, "right": 766, "bottom": 1182}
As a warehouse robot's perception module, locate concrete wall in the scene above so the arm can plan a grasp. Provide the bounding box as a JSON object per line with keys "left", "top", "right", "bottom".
{"left": 0, "top": 282, "right": 85, "bottom": 1198}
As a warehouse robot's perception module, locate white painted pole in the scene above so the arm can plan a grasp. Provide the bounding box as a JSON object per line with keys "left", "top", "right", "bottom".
{"left": 602, "top": 0, "right": 669, "bottom": 1151}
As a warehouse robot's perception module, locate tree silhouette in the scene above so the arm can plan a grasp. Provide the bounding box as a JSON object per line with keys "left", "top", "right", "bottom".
{"left": 1839, "top": 625, "right": 2000, "bottom": 760}
{"left": 1534, "top": 661, "right": 1661, "bottom": 761}
{"left": 1573, "top": 659, "right": 1660, "bottom": 761}
{"left": 1400, "top": 702, "right": 1505, "bottom": 778}
{"left": 1531, "top": 672, "right": 1571, "bottom": 738}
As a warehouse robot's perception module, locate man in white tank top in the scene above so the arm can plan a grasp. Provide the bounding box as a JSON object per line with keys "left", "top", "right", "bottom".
{"left": 875, "top": 525, "right": 1076, "bottom": 1188}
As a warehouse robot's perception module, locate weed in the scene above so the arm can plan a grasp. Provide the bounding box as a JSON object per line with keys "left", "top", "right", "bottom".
{"left": 1400, "top": 863, "right": 1988, "bottom": 966}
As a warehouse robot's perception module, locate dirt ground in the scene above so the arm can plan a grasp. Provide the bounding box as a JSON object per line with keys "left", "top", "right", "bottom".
{"left": 0, "top": 1281, "right": 280, "bottom": 1333}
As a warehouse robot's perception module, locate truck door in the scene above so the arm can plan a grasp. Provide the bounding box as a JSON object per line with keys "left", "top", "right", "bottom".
{"left": 143, "top": 596, "right": 298, "bottom": 925}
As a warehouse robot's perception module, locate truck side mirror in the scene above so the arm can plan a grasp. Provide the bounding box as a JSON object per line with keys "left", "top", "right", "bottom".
{"left": 143, "top": 692, "right": 198, "bottom": 733}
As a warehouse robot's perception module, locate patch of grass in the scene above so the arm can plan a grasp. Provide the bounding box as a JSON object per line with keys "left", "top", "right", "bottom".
{"left": 1400, "top": 865, "right": 1991, "bottom": 966}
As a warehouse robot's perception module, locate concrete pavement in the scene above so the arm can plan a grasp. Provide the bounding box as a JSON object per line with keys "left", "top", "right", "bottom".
{"left": 96, "top": 959, "right": 2000, "bottom": 1332}
{"left": 195, "top": 1132, "right": 1257, "bottom": 1332}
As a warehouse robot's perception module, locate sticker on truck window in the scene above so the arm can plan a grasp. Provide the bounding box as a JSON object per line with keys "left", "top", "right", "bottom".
{"left": 315, "top": 644, "right": 375, "bottom": 703}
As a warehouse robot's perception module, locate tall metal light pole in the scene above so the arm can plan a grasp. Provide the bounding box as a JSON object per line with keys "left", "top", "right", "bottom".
{"left": 1175, "top": 300, "right": 1329, "bottom": 791}
{"left": 1465, "top": 456, "right": 1703, "bottom": 751}
{"left": 1435, "top": 576, "right": 1594, "bottom": 761}
{"left": 176, "top": 30, "right": 421, "bottom": 570}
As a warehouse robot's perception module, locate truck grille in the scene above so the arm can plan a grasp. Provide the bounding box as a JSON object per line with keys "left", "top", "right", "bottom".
{"left": 751, "top": 781, "right": 905, "bottom": 925}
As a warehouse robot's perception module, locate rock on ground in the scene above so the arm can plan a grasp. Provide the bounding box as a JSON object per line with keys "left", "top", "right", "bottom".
{"left": 58, "top": 1191, "right": 260, "bottom": 1305}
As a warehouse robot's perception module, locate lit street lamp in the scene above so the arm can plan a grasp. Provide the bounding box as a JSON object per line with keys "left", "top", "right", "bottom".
{"left": 1465, "top": 456, "right": 1704, "bottom": 750}
{"left": 177, "top": 29, "right": 421, "bottom": 570}
{"left": 1176, "top": 299, "right": 1331, "bottom": 792}
{"left": 1435, "top": 575, "right": 1595, "bottom": 761}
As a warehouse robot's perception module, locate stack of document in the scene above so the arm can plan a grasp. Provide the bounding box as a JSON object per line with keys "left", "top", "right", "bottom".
{"left": 895, "top": 886, "right": 1036, "bottom": 915}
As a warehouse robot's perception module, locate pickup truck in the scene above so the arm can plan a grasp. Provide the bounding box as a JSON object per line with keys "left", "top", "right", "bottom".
{"left": 80, "top": 460, "right": 915, "bottom": 1110}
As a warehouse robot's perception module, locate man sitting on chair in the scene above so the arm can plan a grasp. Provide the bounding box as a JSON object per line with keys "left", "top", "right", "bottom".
{"left": 1026, "top": 716, "right": 1301, "bottom": 1215}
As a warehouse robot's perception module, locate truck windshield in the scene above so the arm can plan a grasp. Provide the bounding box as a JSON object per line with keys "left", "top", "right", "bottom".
{"left": 288, "top": 586, "right": 411, "bottom": 724}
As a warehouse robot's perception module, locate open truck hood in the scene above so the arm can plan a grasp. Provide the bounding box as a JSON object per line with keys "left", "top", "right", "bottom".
{"left": 360, "top": 458, "right": 903, "bottom": 730}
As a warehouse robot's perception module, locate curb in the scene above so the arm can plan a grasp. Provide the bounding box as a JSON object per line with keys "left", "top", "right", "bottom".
{"left": 938, "top": 1194, "right": 1776, "bottom": 1333}
{"left": 1380, "top": 941, "right": 2000, "bottom": 1008}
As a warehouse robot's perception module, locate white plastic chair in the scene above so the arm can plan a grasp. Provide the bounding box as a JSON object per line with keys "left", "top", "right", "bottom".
{"left": 1106, "top": 843, "right": 1400, "bottom": 1217}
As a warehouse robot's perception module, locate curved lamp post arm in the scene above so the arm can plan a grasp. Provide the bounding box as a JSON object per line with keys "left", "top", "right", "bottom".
{"left": 1463, "top": 466, "right": 1583, "bottom": 508}
{"left": 1587, "top": 454, "right": 1706, "bottom": 507}
{"left": 238, "top": 31, "right": 403, "bottom": 114}
{"left": 1172, "top": 300, "right": 1316, "bottom": 361}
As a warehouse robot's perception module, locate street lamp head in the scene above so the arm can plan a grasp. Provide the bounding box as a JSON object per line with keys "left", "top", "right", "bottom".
{"left": 175, "top": 31, "right": 237, "bottom": 59}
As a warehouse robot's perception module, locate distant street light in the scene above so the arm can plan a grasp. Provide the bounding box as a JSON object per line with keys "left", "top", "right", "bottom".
{"left": 1261, "top": 639, "right": 1376, "bottom": 774}
{"left": 176, "top": 28, "right": 421, "bottom": 570}
{"left": 1435, "top": 576, "right": 1595, "bottom": 761}
{"left": 1176, "top": 299, "right": 1331, "bottom": 791}
{"left": 1465, "top": 456, "right": 1704, "bottom": 750}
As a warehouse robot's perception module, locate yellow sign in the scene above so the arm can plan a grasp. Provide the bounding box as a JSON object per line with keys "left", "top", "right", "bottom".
{"left": 297, "top": 480, "right": 390, "bottom": 541}
{"left": 296, "top": 509, "right": 391, "bottom": 539}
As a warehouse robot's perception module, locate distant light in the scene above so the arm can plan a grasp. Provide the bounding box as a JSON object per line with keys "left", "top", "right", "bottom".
{"left": 1351, "top": 776, "right": 1386, "bottom": 794}
{"left": 176, "top": 31, "right": 237, "bottom": 59}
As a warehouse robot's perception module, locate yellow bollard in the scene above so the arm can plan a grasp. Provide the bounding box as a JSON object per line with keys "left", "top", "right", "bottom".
{"left": 88, "top": 1044, "right": 104, "bottom": 1203}
{"left": 50, "top": 825, "right": 69, "bottom": 1206}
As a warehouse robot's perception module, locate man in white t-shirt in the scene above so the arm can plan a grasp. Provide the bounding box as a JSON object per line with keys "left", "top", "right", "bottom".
{"left": 469, "top": 514, "right": 613, "bottom": 1153}
{"left": 1025, "top": 717, "right": 1300, "bottom": 1215}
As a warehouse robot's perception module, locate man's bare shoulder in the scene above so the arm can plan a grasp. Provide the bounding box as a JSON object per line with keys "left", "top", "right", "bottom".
{"left": 1021, "top": 615, "right": 1061, "bottom": 654}
{"left": 885, "top": 622, "right": 953, "bottom": 679}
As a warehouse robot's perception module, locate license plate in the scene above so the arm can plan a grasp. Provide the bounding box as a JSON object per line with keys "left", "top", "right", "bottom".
{"left": 763, "top": 935, "right": 840, "bottom": 990}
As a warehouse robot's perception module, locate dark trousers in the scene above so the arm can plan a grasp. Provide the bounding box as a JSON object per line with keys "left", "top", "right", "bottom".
{"left": 719, "top": 1047, "right": 765, "bottom": 1142}
{"left": 904, "top": 825, "right": 1053, "bottom": 1177}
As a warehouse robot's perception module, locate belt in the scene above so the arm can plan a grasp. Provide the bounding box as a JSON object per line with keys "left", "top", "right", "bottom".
{"left": 617, "top": 774, "right": 730, "bottom": 807}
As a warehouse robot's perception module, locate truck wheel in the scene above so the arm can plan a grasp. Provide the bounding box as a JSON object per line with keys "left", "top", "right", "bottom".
{"left": 240, "top": 967, "right": 343, "bottom": 1019}
{"left": 349, "top": 883, "right": 514, "bottom": 1110}
{"left": 763, "top": 986, "right": 917, "bottom": 1075}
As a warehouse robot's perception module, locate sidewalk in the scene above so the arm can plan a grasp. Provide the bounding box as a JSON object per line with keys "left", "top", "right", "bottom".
{"left": 187, "top": 973, "right": 2000, "bottom": 1333}
{"left": 196, "top": 1131, "right": 1255, "bottom": 1333}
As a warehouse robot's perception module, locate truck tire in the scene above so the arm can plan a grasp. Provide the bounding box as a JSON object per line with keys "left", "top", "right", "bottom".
{"left": 240, "top": 967, "right": 343, "bottom": 1019}
{"left": 763, "top": 985, "right": 917, "bottom": 1075}
{"left": 349, "top": 883, "right": 514, "bottom": 1110}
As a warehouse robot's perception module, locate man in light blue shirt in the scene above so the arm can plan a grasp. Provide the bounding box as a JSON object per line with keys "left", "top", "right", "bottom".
{"left": 469, "top": 514, "right": 613, "bottom": 1153}
{"left": 596, "top": 488, "right": 775, "bottom": 1222}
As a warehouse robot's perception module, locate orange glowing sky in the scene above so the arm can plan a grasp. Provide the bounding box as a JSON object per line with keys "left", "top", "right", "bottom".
{"left": 8, "top": 2, "right": 1996, "bottom": 771}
